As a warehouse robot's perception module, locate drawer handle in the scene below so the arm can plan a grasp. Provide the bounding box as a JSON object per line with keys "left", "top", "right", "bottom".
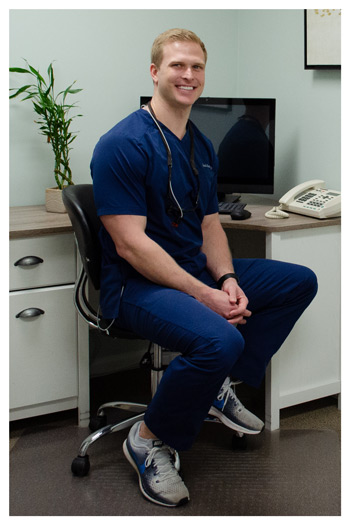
{"left": 16, "top": 308, "right": 45, "bottom": 319}
{"left": 14, "top": 256, "right": 44, "bottom": 267}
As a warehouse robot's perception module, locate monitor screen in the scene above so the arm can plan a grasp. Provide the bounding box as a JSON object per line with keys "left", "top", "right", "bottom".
{"left": 140, "top": 96, "right": 276, "bottom": 197}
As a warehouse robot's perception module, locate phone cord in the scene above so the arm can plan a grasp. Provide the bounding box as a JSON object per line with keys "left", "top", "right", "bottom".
{"left": 265, "top": 205, "right": 289, "bottom": 219}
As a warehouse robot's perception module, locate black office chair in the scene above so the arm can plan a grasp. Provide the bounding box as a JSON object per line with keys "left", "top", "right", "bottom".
{"left": 63, "top": 184, "right": 175, "bottom": 477}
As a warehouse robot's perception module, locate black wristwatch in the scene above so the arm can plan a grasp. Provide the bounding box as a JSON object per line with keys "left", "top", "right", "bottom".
{"left": 217, "top": 273, "right": 240, "bottom": 289}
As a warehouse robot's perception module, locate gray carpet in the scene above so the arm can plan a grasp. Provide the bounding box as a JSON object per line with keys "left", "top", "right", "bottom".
{"left": 10, "top": 416, "right": 340, "bottom": 516}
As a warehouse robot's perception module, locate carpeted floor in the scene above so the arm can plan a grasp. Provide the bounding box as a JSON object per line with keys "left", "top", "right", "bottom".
{"left": 9, "top": 368, "right": 341, "bottom": 516}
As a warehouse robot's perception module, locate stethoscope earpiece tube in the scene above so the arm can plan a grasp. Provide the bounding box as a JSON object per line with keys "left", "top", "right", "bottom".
{"left": 146, "top": 101, "right": 200, "bottom": 225}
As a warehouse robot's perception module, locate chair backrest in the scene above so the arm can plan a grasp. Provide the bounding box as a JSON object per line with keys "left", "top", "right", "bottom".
{"left": 62, "top": 184, "right": 102, "bottom": 290}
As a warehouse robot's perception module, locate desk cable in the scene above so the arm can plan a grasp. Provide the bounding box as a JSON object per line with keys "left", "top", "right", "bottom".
{"left": 265, "top": 205, "right": 289, "bottom": 219}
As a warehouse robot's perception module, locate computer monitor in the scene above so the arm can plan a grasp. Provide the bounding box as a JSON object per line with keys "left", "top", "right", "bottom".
{"left": 140, "top": 96, "right": 276, "bottom": 198}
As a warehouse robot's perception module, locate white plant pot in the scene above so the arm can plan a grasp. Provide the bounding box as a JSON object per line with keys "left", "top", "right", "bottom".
{"left": 45, "top": 187, "right": 67, "bottom": 213}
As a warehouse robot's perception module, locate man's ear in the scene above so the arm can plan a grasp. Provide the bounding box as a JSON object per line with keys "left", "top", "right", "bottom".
{"left": 150, "top": 63, "right": 158, "bottom": 84}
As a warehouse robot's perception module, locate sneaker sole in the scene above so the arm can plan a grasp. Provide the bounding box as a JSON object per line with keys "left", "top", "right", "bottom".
{"left": 122, "top": 439, "right": 189, "bottom": 508}
{"left": 208, "top": 406, "right": 264, "bottom": 435}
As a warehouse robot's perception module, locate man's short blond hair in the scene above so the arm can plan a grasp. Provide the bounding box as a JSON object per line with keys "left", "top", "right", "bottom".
{"left": 151, "top": 28, "right": 207, "bottom": 68}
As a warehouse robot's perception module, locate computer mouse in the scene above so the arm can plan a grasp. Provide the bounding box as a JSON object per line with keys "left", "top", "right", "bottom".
{"left": 230, "top": 209, "right": 251, "bottom": 220}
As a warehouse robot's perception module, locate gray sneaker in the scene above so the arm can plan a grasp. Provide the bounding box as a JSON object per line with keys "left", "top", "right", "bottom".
{"left": 209, "top": 377, "right": 264, "bottom": 434}
{"left": 123, "top": 421, "right": 189, "bottom": 507}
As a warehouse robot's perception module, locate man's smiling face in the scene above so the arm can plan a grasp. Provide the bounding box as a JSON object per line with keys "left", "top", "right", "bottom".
{"left": 151, "top": 40, "right": 206, "bottom": 110}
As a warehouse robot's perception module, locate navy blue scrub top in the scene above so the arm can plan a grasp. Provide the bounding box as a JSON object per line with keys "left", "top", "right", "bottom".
{"left": 91, "top": 108, "right": 219, "bottom": 319}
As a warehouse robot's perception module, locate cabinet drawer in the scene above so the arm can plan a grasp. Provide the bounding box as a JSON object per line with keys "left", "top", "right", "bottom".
{"left": 10, "top": 285, "right": 78, "bottom": 410}
{"left": 10, "top": 233, "right": 76, "bottom": 291}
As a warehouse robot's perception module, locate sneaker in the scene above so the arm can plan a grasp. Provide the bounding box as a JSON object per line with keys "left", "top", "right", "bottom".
{"left": 209, "top": 377, "right": 264, "bottom": 434}
{"left": 123, "top": 421, "right": 189, "bottom": 507}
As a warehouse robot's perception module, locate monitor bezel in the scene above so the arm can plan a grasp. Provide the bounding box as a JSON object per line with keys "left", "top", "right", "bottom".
{"left": 192, "top": 97, "right": 276, "bottom": 195}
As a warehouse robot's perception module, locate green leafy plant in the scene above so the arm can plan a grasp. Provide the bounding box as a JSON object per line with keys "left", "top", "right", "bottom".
{"left": 9, "top": 60, "right": 83, "bottom": 189}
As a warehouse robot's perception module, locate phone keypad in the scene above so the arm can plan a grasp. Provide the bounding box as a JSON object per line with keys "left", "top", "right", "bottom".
{"left": 296, "top": 192, "right": 316, "bottom": 203}
{"left": 296, "top": 189, "right": 338, "bottom": 210}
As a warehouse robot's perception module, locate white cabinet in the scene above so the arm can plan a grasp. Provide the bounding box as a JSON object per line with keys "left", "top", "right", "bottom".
{"left": 265, "top": 225, "right": 341, "bottom": 429}
{"left": 9, "top": 233, "right": 79, "bottom": 421}
{"left": 222, "top": 205, "right": 341, "bottom": 430}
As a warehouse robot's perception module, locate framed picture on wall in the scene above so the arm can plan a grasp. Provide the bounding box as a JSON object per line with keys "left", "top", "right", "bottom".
{"left": 304, "top": 9, "right": 341, "bottom": 69}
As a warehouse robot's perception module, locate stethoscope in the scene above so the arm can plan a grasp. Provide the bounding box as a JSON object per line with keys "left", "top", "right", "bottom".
{"left": 145, "top": 101, "right": 200, "bottom": 227}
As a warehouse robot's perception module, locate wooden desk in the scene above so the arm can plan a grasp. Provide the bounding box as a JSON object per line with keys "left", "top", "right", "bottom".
{"left": 219, "top": 204, "right": 340, "bottom": 232}
{"left": 220, "top": 204, "right": 341, "bottom": 430}
{"left": 10, "top": 205, "right": 73, "bottom": 239}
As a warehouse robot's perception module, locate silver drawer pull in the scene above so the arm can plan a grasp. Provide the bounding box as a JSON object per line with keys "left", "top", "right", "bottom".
{"left": 14, "top": 256, "right": 44, "bottom": 267}
{"left": 16, "top": 308, "right": 45, "bottom": 319}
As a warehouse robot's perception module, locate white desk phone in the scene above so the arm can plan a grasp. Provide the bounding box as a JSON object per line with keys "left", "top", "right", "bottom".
{"left": 265, "top": 179, "right": 341, "bottom": 219}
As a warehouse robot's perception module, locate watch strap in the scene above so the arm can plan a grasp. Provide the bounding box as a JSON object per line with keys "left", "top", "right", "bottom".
{"left": 217, "top": 272, "right": 240, "bottom": 289}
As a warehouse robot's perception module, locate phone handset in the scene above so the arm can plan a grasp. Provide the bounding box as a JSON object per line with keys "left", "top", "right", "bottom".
{"left": 279, "top": 179, "right": 325, "bottom": 206}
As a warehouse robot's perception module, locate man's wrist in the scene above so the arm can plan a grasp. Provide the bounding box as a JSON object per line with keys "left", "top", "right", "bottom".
{"left": 217, "top": 272, "right": 240, "bottom": 289}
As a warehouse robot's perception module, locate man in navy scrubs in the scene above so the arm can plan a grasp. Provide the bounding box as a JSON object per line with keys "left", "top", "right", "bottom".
{"left": 91, "top": 28, "right": 317, "bottom": 507}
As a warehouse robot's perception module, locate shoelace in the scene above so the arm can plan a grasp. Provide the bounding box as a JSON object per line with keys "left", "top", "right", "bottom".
{"left": 217, "top": 380, "right": 243, "bottom": 412}
{"left": 145, "top": 445, "right": 180, "bottom": 482}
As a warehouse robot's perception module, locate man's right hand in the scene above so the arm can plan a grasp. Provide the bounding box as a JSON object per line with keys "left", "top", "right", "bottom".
{"left": 197, "top": 286, "right": 251, "bottom": 325}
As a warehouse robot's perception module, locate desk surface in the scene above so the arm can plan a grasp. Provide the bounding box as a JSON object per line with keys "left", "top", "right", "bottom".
{"left": 10, "top": 205, "right": 73, "bottom": 239}
{"left": 10, "top": 204, "right": 341, "bottom": 239}
{"left": 220, "top": 204, "right": 340, "bottom": 232}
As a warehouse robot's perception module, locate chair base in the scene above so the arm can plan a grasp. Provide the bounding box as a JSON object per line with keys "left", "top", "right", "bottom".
{"left": 70, "top": 345, "right": 247, "bottom": 477}
{"left": 79, "top": 409, "right": 147, "bottom": 457}
{"left": 71, "top": 410, "right": 146, "bottom": 477}
{"left": 71, "top": 343, "right": 165, "bottom": 477}
{"left": 71, "top": 409, "right": 248, "bottom": 477}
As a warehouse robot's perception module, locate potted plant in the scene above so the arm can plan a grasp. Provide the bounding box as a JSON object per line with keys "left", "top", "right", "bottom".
{"left": 9, "top": 60, "right": 83, "bottom": 213}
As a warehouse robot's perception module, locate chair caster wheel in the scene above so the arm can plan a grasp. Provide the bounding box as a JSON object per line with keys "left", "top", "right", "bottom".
{"left": 231, "top": 432, "right": 248, "bottom": 450}
{"left": 89, "top": 414, "right": 107, "bottom": 431}
{"left": 71, "top": 455, "right": 90, "bottom": 477}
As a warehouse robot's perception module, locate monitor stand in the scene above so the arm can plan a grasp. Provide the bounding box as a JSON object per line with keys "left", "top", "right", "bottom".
{"left": 240, "top": 193, "right": 277, "bottom": 205}
{"left": 217, "top": 192, "right": 241, "bottom": 203}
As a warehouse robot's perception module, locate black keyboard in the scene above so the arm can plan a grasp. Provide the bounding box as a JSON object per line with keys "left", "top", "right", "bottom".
{"left": 218, "top": 202, "right": 246, "bottom": 214}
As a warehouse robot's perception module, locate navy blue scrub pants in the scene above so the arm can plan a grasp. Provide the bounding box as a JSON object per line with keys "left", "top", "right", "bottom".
{"left": 115, "top": 258, "right": 318, "bottom": 451}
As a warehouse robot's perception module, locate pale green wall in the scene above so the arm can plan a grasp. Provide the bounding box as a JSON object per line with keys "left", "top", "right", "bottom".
{"left": 9, "top": 9, "right": 341, "bottom": 206}
{"left": 236, "top": 10, "right": 341, "bottom": 197}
